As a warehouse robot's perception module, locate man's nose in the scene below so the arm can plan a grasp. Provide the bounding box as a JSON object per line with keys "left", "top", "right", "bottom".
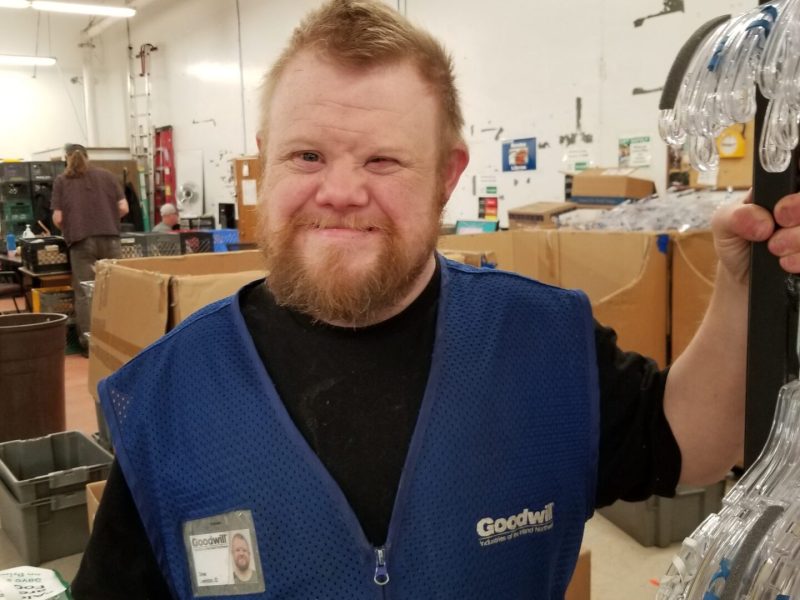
{"left": 315, "top": 162, "right": 368, "bottom": 209}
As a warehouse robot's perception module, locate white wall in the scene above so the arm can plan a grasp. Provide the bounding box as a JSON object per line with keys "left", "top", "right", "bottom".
{"left": 93, "top": 0, "right": 335, "bottom": 219}
{"left": 409, "top": 0, "right": 755, "bottom": 224}
{"left": 1, "top": 0, "right": 756, "bottom": 224}
{"left": 0, "top": 11, "right": 91, "bottom": 158}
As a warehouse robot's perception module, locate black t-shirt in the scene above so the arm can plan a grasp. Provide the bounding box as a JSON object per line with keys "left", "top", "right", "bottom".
{"left": 71, "top": 265, "right": 681, "bottom": 599}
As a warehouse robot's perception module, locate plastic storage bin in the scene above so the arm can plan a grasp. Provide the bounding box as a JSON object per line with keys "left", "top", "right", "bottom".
{"left": 597, "top": 481, "right": 726, "bottom": 547}
{"left": 211, "top": 228, "right": 239, "bottom": 252}
{"left": 0, "top": 431, "right": 113, "bottom": 504}
{"left": 119, "top": 232, "right": 149, "bottom": 259}
{"left": 18, "top": 237, "right": 70, "bottom": 273}
{"left": 2, "top": 200, "right": 34, "bottom": 226}
{"left": 179, "top": 216, "right": 215, "bottom": 230}
{"left": 147, "top": 231, "right": 213, "bottom": 256}
{"left": 0, "top": 475, "right": 90, "bottom": 565}
{"left": 31, "top": 287, "right": 74, "bottom": 321}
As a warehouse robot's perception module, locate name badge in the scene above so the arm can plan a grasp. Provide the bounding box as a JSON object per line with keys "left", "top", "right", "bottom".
{"left": 183, "top": 509, "right": 266, "bottom": 597}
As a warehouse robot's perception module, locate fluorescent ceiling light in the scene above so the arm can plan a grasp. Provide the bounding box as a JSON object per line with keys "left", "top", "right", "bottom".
{"left": 31, "top": 1, "right": 136, "bottom": 17}
{"left": 0, "top": 54, "right": 57, "bottom": 66}
{"left": 0, "top": 0, "right": 29, "bottom": 8}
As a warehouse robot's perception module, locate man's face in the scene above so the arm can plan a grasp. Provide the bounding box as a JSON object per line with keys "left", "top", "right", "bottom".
{"left": 163, "top": 213, "right": 179, "bottom": 227}
{"left": 232, "top": 536, "right": 250, "bottom": 571}
{"left": 260, "top": 52, "right": 463, "bottom": 325}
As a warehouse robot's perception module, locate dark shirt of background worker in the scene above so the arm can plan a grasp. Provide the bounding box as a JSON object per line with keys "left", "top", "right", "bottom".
{"left": 51, "top": 144, "right": 129, "bottom": 354}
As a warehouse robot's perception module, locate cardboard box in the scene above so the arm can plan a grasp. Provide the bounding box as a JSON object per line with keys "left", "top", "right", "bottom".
{"left": 565, "top": 549, "right": 591, "bottom": 600}
{"left": 508, "top": 202, "right": 615, "bottom": 230}
{"left": 571, "top": 168, "right": 655, "bottom": 204}
{"left": 86, "top": 480, "right": 106, "bottom": 533}
{"left": 671, "top": 231, "right": 717, "bottom": 361}
{"left": 438, "top": 250, "right": 498, "bottom": 269}
{"left": 89, "top": 251, "right": 267, "bottom": 398}
{"left": 507, "top": 202, "right": 578, "bottom": 229}
{"left": 90, "top": 231, "right": 671, "bottom": 398}
{"left": 437, "top": 231, "right": 516, "bottom": 271}
{"left": 439, "top": 229, "right": 669, "bottom": 366}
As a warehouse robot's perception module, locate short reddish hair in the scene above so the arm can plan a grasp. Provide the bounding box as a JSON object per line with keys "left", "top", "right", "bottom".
{"left": 258, "top": 0, "right": 464, "bottom": 164}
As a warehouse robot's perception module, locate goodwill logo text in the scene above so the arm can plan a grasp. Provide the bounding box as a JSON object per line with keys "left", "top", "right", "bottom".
{"left": 475, "top": 502, "right": 554, "bottom": 547}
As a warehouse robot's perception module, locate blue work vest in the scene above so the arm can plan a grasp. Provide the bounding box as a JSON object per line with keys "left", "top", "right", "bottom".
{"left": 100, "top": 257, "right": 600, "bottom": 599}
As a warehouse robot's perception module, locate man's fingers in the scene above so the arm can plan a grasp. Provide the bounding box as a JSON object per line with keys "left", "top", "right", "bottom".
{"left": 714, "top": 202, "right": 774, "bottom": 242}
{"left": 774, "top": 192, "right": 800, "bottom": 228}
{"left": 767, "top": 226, "right": 800, "bottom": 274}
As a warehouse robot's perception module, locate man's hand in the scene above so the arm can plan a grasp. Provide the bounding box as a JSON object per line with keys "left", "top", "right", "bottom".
{"left": 711, "top": 191, "right": 800, "bottom": 281}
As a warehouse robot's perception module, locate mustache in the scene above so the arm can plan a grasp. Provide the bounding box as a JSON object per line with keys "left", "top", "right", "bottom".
{"left": 291, "top": 214, "right": 391, "bottom": 233}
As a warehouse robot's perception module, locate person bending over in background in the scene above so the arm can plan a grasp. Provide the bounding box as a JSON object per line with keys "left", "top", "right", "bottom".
{"left": 70, "top": 1, "right": 800, "bottom": 598}
{"left": 152, "top": 203, "right": 180, "bottom": 233}
{"left": 52, "top": 144, "right": 128, "bottom": 356}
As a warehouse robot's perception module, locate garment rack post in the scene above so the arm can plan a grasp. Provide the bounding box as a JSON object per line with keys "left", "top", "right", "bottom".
{"left": 744, "top": 28, "right": 800, "bottom": 467}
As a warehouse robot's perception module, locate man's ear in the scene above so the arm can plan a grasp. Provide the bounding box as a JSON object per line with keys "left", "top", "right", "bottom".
{"left": 256, "top": 133, "right": 263, "bottom": 154}
{"left": 441, "top": 143, "right": 470, "bottom": 205}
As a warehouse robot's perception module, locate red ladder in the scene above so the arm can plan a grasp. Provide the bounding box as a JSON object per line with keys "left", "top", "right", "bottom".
{"left": 153, "top": 125, "right": 175, "bottom": 224}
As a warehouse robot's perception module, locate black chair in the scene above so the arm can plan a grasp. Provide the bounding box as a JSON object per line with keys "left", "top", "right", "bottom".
{"left": 0, "top": 270, "right": 24, "bottom": 312}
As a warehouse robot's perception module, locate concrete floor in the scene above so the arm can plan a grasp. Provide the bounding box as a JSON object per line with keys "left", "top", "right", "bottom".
{"left": 0, "top": 299, "right": 684, "bottom": 598}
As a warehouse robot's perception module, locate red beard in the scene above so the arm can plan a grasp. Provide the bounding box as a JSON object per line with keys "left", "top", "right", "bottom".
{"left": 262, "top": 209, "right": 440, "bottom": 326}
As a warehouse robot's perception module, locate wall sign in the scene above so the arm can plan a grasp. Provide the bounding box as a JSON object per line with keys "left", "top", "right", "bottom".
{"left": 502, "top": 138, "right": 537, "bottom": 172}
{"left": 618, "top": 135, "right": 653, "bottom": 168}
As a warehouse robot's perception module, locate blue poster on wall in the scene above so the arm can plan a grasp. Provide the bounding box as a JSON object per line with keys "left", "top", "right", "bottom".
{"left": 502, "top": 138, "right": 537, "bottom": 172}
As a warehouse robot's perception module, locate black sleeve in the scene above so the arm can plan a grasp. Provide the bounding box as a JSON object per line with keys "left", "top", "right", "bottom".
{"left": 594, "top": 320, "right": 682, "bottom": 508}
{"left": 70, "top": 460, "right": 174, "bottom": 599}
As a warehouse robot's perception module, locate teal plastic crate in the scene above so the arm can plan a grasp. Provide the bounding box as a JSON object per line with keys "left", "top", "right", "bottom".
{"left": 2, "top": 200, "right": 33, "bottom": 224}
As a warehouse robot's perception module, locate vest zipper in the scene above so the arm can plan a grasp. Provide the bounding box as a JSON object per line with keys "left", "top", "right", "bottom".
{"left": 373, "top": 546, "right": 390, "bottom": 586}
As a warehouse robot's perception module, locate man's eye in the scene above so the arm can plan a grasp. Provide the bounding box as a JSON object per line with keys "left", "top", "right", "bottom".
{"left": 367, "top": 157, "right": 399, "bottom": 171}
{"left": 300, "top": 152, "right": 320, "bottom": 162}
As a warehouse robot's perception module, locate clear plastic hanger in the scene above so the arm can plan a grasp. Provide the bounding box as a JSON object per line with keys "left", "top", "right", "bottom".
{"left": 657, "top": 1, "right": 789, "bottom": 173}
{"left": 656, "top": 2, "right": 800, "bottom": 597}
{"left": 657, "top": 379, "right": 800, "bottom": 599}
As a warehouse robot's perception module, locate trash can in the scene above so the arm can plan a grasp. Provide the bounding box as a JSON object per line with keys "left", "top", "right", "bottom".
{"left": 0, "top": 313, "right": 68, "bottom": 443}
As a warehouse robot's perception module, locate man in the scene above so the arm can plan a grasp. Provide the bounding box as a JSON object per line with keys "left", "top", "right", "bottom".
{"left": 52, "top": 144, "right": 128, "bottom": 354}
{"left": 71, "top": 1, "right": 800, "bottom": 598}
{"left": 152, "top": 203, "right": 179, "bottom": 233}
{"left": 231, "top": 533, "right": 255, "bottom": 584}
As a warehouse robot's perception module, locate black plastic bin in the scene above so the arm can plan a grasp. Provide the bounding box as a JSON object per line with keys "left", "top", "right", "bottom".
{"left": 0, "top": 313, "right": 68, "bottom": 443}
